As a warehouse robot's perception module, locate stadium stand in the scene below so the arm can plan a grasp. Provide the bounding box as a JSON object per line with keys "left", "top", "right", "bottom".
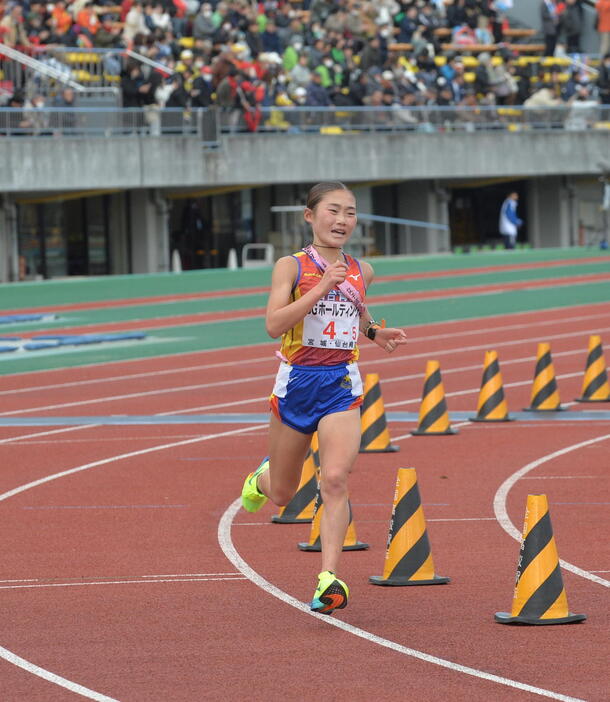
{"left": 0, "top": 0, "right": 605, "bottom": 134}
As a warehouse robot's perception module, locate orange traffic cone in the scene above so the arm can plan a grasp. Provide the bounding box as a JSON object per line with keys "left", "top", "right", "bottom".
{"left": 359, "top": 373, "right": 399, "bottom": 452}
{"left": 470, "top": 350, "right": 512, "bottom": 422}
{"left": 495, "top": 494, "right": 586, "bottom": 625}
{"left": 524, "top": 343, "right": 565, "bottom": 411}
{"left": 271, "top": 434, "right": 320, "bottom": 524}
{"left": 298, "top": 490, "right": 368, "bottom": 552}
{"left": 369, "top": 468, "right": 449, "bottom": 586}
{"left": 411, "top": 361, "right": 457, "bottom": 435}
{"left": 575, "top": 335, "right": 610, "bottom": 402}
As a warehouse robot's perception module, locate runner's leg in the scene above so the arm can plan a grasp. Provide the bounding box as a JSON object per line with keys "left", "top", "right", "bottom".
{"left": 256, "top": 413, "right": 312, "bottom": 506}
{"left": 316, "top": 408, "right": 361, "bottom": 573}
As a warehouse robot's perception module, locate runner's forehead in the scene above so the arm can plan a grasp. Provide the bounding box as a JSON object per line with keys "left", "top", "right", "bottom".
{"left": 323, "top": 195, "right": 357, "bottom": 210}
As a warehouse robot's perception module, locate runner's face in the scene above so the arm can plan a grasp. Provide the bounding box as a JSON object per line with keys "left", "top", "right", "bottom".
{"left": 305, "top": 190, "right": 357, "bottom": 247}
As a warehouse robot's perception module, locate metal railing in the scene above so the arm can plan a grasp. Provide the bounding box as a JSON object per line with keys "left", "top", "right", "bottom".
{"left": 0, "top": 43, "right": 120, "bottom": 102}
{"left": 0, "top": 104, "right": 609, "bottom": 139}
{"left": 0, "top": 106, "right": 199, "bottom": 136}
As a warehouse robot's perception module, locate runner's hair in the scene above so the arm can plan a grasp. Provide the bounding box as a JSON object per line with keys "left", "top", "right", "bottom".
{"left": 306, "top": 182, "right": 354, "bottom": 211}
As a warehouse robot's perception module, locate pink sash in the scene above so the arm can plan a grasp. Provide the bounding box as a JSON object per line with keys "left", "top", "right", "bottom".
{"left": 301, "top": 244, "right": 367, "bottom": 317}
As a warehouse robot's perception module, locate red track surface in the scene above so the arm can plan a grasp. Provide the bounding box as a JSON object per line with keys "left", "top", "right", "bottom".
{"left": 0, "top": 303, "right": 608, "bottom": 701}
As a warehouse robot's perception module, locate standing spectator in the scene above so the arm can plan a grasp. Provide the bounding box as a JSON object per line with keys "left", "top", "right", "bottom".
{"left": 75, "top": 1, "right": 101, "bottom": 42}
{"left": 562, "top": 0, "right": 583, "bottom": 54}
{"left": 597, "top": 0, "right": 610, "bottom": 58}
{"left": 541, "top": 0, "right": 561, "bottom": 56}
{"left": 0, "top": 4, "right": 31, "bottom": 47}
{"left": 499, "top": 191, "right": 523, "bottom": 249}
{"left": 193, "top": 3, "right": 216, "bottom": 41}
{"left": 597, "top": 52, "right": 610, "bottom": 104}
{"left": 123, "top": 1, "right": 149, "bottom": 43}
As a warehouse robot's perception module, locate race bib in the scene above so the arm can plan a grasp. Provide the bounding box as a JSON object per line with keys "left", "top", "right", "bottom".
{"left": 302, "top": 291, "right": 359, "bottom": 350}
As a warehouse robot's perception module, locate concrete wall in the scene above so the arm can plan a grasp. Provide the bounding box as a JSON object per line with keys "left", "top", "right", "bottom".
{"left": 2, "top": 130, "right": 609, "bottom": 193}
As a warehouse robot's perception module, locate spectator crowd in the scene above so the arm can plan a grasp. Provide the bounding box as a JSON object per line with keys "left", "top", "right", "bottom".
{"left": 1, "top": 0, "right": 609, "bottom": 132}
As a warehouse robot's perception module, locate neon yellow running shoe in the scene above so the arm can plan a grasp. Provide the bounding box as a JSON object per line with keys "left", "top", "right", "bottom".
{"left": 310, "top": 570, "right": 349, "bottom": 615}
{"left": 241, "top": 457, "right": 269, "bottom": 513}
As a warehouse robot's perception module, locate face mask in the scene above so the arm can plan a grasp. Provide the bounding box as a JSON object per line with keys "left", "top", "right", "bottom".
{"left": 294, "top": 42, "right": 303, "bottom": 51}
{"left": 324, "top": 59, "right": 333, "bottom": 67}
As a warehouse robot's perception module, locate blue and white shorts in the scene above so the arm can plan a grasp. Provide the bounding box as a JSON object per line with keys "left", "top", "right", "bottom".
{"left": 270, "top": 362, "right": 363, "bottom": 435}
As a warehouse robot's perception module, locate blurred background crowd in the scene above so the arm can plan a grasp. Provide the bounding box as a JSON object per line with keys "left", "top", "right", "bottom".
{"left": 1, "top": 0, "right": 609, "bottom": 130}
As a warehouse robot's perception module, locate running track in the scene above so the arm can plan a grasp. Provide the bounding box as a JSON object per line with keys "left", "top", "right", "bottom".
{"left": 0, "top": 250, "right": 608, "bottom": 701}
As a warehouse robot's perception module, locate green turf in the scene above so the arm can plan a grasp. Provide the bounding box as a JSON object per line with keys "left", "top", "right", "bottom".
{"left": 0, "top": 247, "right": 608, "bottom": 312}
{"left": 1, "top": 275, "right": 608, "bottom": 375}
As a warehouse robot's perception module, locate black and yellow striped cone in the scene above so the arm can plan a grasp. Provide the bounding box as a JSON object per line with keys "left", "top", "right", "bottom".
{"left": 369, "top": 468, "right": 449, "bottom": 586}
{"left": 411, "top": 360, "right": 458, "bottom": 435}
{"left": 575, "top": 335, "right": 610, "bottom": 402}
{"left": 359, "top": 373, "right": 399, "bottom": 452}
{"left": 524, "top": 342, "right": 565, "bottom": 411}
{"left": 470, "top": 350, "right": 512, "bottom": 422}
{"left": 297, "top": 490, "right": 368, "bottom": 551}
{"left": 271, "top": 433, "right": 320, "bottom": 524}
{"left": 495, "top": 494, "right": 586, "bottom": 625}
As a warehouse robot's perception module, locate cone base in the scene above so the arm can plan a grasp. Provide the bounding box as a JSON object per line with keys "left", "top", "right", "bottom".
{"left": 469, "top": 416, "right": 513, "bottom": 423}
{"left": 359, "top": 445, "right": 400, "bottom": 453}
{"left": 522, "top": 406, "right": 566, "bottom": 412}
{"left": 574, "top": 396, "right": 610, "bottom": 403}
{"left": 369, "top": 574, "right": 450, "bottom": 586}
{"left": 494, "top": 611, "right": 586, "bottom": 625}
{"left": 411, "top": 428, "right": 458, "bottom": 436}
{"left": 271, "top": 516, "right": 313, "bottom": 524}
{"left": 298, "top": 541, "right": 369, "bottom": 552}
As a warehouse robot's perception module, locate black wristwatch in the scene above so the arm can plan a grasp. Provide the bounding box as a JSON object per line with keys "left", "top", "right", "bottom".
{"left": 365, "top": 320, "right": 380, "bottom": 340}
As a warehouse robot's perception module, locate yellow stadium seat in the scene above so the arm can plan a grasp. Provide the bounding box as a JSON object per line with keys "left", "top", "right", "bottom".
{"left": 320, "top": 126, "right": 343, "bottom": 134}
{"left": 464, "top": 71, "right": 476, "bottom": 82}
{"left": 594, "top": 122, "right": 610, "bottom": 130}
{"left": 179, "top": 37, "right": 194, "bottom": 48}
{"left": 461, "top": 56, "right": 479, "bottom": 68}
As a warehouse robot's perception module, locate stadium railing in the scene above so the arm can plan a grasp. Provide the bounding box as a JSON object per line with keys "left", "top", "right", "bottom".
{"left": 0, "top": 104, "right": 608, "bottom": 139}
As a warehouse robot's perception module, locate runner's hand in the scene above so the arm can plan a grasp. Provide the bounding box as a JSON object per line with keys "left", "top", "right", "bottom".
{"left": 317, "top": 260, "right": 348, "bottom": 295}
{"left": 373, "top": 327, "right": 408, "bottom": 354}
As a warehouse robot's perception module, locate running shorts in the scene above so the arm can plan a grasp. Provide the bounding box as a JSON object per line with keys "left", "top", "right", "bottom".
{"left": 270, "top": 361, "right": 363, "bottom": 435}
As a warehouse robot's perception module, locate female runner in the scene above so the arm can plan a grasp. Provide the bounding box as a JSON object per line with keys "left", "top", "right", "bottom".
{"left": 241, "top": 181, "right": 408, "bottom": 614}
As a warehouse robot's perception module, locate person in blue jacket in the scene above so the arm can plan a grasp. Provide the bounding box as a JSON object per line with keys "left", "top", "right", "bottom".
{"left": 499, "top": 191, "right": 523, "bottom": 249}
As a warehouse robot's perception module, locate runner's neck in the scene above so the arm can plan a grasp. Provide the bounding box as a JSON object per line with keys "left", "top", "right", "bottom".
{"left": 311, "top": 243, "right": 344, "bottom": 264}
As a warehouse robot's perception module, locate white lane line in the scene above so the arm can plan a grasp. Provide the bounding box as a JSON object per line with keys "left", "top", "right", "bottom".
{"left": 0, "top": 647, "right": 119, "bottom": 702}
{"left": 519, "top": 476, "right": 599, "bottom": 480}
{"left": 218, "top": 498, "right": 584, "bottom": 702}
{"left": 0, "top": 573, "right": 242, "bottom": 583}
{"left": 493, "top": 432, "right": 610, "bottom": 589}
{"left": 2, "top": 307, "right": 608, "bottom": 394}
{"left": 3, "top": 319, "right": 609, "bottom": 417}
{"left": 0, "top": 577, "right": 247, "bottom": 591}
{"left": 0, "top": 424, "right": 97, "bottom": 445}
{"left": 0, "top": 374, "right": 277, "bottom": 416}
{"left": 0, "top": 423, "right": 266, "bottom": 700}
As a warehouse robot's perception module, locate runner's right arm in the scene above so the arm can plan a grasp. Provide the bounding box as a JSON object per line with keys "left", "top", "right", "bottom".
{"left": 265, "top": 256, "right": 348, "bottom": 338}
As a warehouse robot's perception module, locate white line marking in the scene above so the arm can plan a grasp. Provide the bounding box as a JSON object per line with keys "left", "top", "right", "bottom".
{"left": 0, "top": 647, "right": 119, "bottom": 702}
{"left": 0, "top": 577, "right": 247, "bottom": 591}
{"left": 0, "top": 424, "right": 97, "bottom": 445}
{"left": 3, "top": 315, "right": 609, "bottom": 417}
{"left": 519, "top": 476, "right": 599, "bottom": 480}
{"left": 0, "top": 424, "right": 266, "bottom": 699}
{"left": 493, "top": 432, "right": 610, "bottom": 588}
{"left": 218, "top": 499, "right": 584, "bottom": 702}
